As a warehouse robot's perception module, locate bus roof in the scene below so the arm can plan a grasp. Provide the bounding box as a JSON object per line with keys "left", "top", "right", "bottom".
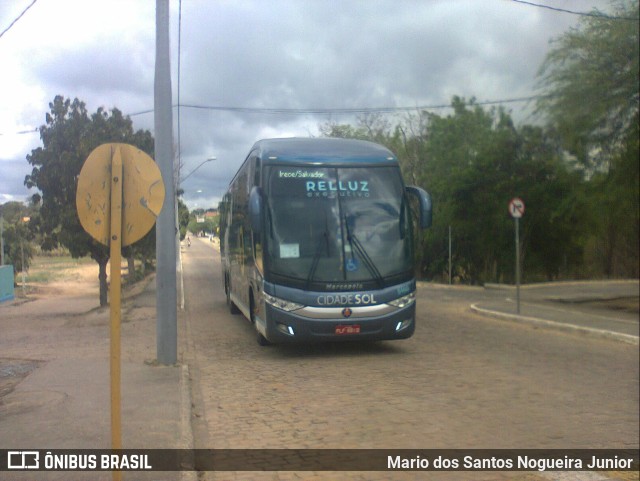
{"left": 251, "top": 137, "right": 398, "bottom": 165}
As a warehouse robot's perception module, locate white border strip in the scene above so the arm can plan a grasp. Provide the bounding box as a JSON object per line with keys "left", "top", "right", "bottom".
{"left": 470, "top": 304, "right": 639, "bottom": 345}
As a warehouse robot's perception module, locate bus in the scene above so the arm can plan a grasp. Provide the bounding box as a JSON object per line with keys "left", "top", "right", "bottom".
{"left": 219, "top": 137, "right": 432, "bottom": 345}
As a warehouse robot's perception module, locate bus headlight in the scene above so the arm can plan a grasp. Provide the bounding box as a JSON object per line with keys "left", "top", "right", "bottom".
{"left": 387, "top": 292, "right": 416, "bottom": 309}
{"left": 264, "top": 292, "right": 304, "bottom": 312}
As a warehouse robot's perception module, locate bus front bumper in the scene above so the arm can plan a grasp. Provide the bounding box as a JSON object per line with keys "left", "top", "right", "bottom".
{"left": 260, "top": 303, "right": 416, "bottom": 344}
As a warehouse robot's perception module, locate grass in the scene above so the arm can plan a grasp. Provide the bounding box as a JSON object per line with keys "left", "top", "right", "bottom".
{"left": 22, "top": 255, "right": 93, "bottom": 284}
{"left": 20, "top": 255, "right": 151, "bottom": 285}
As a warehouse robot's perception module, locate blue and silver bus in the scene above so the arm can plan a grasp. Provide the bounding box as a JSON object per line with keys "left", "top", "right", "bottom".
{"left": 219, "top": 137, "right": 432, "bottom": 345}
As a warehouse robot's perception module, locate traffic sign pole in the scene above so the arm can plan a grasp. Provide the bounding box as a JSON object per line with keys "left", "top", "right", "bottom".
{"left": 76, "top": 143, "right": 164, "bottom": 481}
{"left": 515, "top": 217, "right": 521, "bottom": 315}
{"left": 109, "top": 147, "right": 123, "bottom": 470}
{"left": 508, "top": 197, "right": 525, "bottom": 315}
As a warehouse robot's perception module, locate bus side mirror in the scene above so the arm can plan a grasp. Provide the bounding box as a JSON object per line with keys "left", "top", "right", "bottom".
{"left": 405, "top": 186, "right": 432, "bottom": 229}
{"left": 249, "top": 186, "right": 264, "bottom": 233}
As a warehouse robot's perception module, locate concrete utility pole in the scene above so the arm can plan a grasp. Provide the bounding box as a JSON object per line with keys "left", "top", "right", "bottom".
{"left": 155, "top": 0, "right": 177, "bottom": 365}
{"left": 448, "top": 225, "right": 452, "bottom": 285}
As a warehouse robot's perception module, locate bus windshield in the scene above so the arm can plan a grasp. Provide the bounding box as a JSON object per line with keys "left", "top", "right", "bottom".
{"left": 265, "top": 165, "right": 412, "bottom": 289}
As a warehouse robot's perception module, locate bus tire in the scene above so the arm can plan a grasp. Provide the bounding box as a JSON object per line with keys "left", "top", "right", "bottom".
{"left": 257, "top": 331, "right": 271, "bottom": 346}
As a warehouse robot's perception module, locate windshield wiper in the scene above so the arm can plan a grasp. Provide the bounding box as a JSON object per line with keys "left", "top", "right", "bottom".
{"left": 343, "top": 213, "right": 385, "bottom": 288}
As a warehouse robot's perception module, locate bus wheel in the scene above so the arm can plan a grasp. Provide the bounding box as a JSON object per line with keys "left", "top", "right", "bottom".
{"left": 256, "top": 332, "right": 271, "bottom": 346}
{"left": 225, "top": 275, "right": 240, "bottom": 315}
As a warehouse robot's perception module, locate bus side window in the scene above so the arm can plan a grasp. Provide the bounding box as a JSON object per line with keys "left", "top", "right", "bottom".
{"left": 253, "top": 158, "right": 261, "bottom": 187}
{"left": 250, "top": 156, "right": 263, "bottom": 271}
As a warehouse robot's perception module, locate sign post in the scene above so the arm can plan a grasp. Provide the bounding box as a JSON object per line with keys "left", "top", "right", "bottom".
{"left": 108, "top": 148, "right": 123, "bottom": 460}
{"left": 76, "top": 143, "right": 164, "bottom": 481}
{"left": 509, "top": 198, "right": 525, "bottom": 314}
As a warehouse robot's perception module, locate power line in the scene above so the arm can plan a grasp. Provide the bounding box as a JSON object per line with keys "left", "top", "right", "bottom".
{"left": 0, "top": 0, "right": 38, "bottom": 39}
{"left": 510, "top": 0, "right": 639, "bottom": 21}
{"left": 0, "top": 95, "right": 552, "bottom": 136}
{"left": 129, "top": 94, "right": 549, "bottom": 117}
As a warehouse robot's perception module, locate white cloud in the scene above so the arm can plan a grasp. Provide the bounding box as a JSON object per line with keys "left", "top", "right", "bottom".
{"left": 0, "top": 0, "right": 613, "bottom": 208}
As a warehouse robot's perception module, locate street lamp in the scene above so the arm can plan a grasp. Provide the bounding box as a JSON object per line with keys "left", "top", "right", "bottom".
{"left": 181, "top": 157, "right": 216, "bottom": 185}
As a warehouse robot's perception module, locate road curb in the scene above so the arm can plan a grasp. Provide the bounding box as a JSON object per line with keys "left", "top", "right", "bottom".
{"left": 470, "top": 303, "right": 639, "bottom": 346}
{"left": 484, "top": 280, "right": 639, "bottom": 290}
{"left": 180, "top": 363, "right": 197, "bottom": 481}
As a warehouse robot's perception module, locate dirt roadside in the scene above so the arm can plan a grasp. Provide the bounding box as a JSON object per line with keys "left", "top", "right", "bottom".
{"left": 0, "top": 258, "right": 157, "bottom": 406}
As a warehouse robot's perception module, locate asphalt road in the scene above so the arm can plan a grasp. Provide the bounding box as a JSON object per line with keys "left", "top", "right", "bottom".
{"left": 181, "top": 237, "right": 639, "bottom": 481}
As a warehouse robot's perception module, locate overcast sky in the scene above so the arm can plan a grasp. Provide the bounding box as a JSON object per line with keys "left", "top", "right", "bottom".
{"left": 0, "top": 0, "right": 614, "bottom": 210}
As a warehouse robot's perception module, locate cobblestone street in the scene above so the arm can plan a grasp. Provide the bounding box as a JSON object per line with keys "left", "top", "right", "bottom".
{"left": 181, "top": 238, "right": 639, "bottom": 481}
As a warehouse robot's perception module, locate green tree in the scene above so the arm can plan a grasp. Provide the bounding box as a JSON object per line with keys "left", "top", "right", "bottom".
{"left": 536, "top": 0, "right": 639, "bottom": 165}
{"left": 421, "top": 99, "right": 589, "bottom": 283}
{"left": 418, "top": 99, "right": 512, "bottom": 282}
{"left": 187, "top": 209, "right": 219, "bottom": 237}
{"left": 176, "top": 194, "right": 190, "bottom": 240}
{"left": 24, "top": 95, "right": 156, "bottom": 306}
{"left": 536, "top": 0, "right": 639, "bottom": 276}
{"left": 322, "top": 98, "right": 589, "bottom": 283}
{"left": 319, "top": 114, "right": 392, "bottom": 145}
{"left": 0, "top": 202, "right": 36, "bottom": 280}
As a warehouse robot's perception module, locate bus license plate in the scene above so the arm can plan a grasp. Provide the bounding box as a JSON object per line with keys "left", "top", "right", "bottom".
{"left": 335, "top": 324, "right": 360, "bottom": 335}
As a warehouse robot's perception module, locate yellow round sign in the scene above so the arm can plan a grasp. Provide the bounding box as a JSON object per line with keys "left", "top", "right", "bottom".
{"left": 76, "top": 143, "right": 165, "bottom": 247}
